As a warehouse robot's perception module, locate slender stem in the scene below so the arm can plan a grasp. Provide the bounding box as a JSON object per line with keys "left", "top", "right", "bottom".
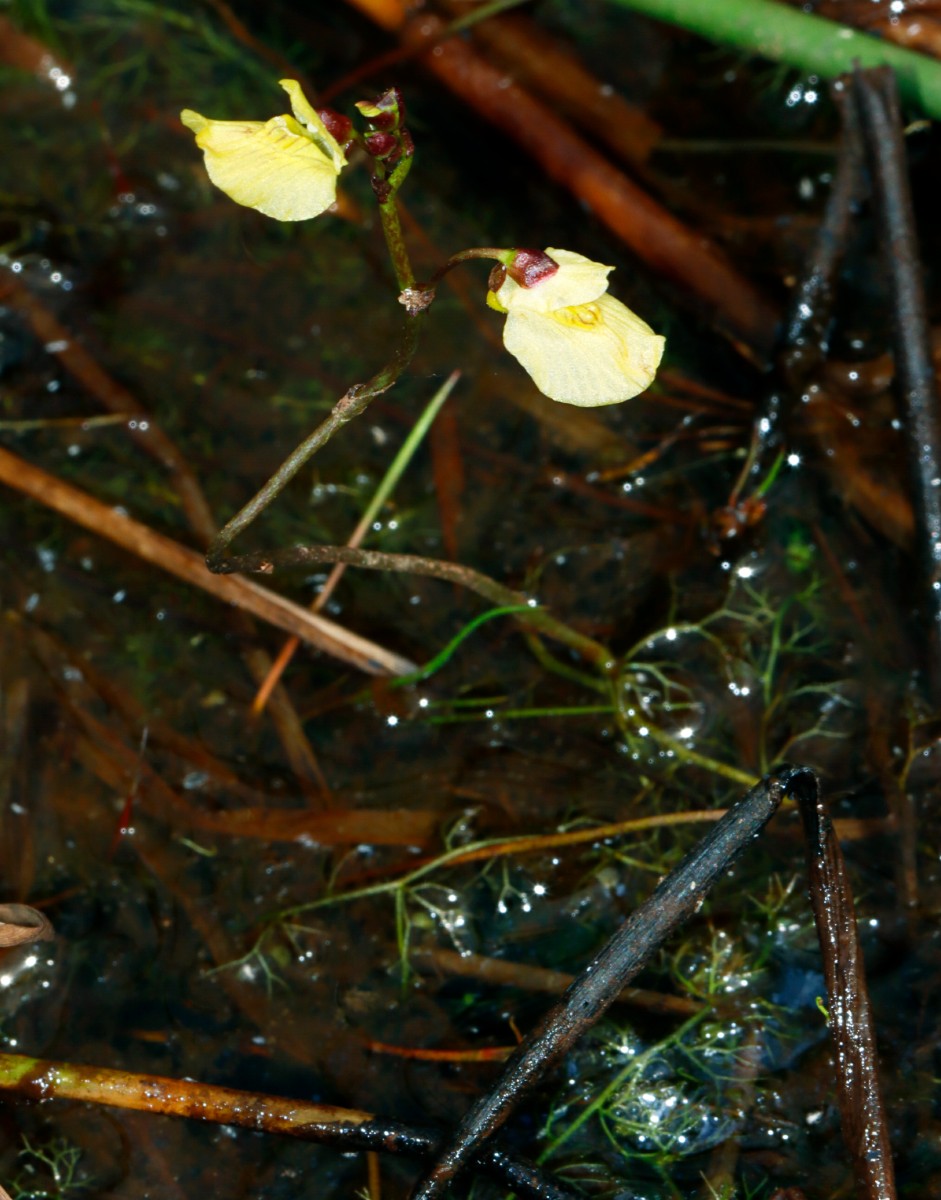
{"left": 420, "top": 246, "right": 510, "bottom": 291}
{"left": 208, "top": 135, "right": 423, "bottom": 569}
{"left": 209, "top": 540, "right": 612, "bottom": 666}
{"left": 628, "top": 717, "right": 759, "bottom": 788}
{"left": 207, "top": 313, "right": 424, "bottom": 569}
{"left": 376, "top": 152, "right": 416, "bottom": 290}
{"left": 278, "top": 807, "right": 727, "bottom": 924}
{"left": 379, "top": 190, "right": 415, "bottom": 291}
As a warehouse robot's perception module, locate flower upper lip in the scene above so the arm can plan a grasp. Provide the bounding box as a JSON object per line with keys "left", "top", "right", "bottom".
{"left": 180, "top": 80, "right": 346, "bottom": 223}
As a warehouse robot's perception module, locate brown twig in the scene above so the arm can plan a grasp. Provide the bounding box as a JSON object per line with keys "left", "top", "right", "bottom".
{"left": 409, "top": 772, "right": 789, "bottom": 1199}
{"left": 852, "top": 68, "right": 941, "bottom": 709}
{"left": 46, "top": 634, "right": 437, "bottom": 848}
{"left": 777, "top": 79, "right": 869, "bottom": 387}
{"left": 791, "top": 768, "right": 898, "bottom": 1200}
{"left": 435, "top": 1, "right": 662, "bottom": 168}
{"left": 0, "top": 1052, "right": 576, "bottom": 1200}
{"left": 0, "top": 444, "right": 415, "bottom": 677}
{"left": 411, "top": 946, "right": 701, "bottom": 1018}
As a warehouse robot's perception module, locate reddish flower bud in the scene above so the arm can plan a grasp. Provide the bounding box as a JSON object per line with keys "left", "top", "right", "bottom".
{"left": 507, "top": 249, "right": 559, "bottom": 289}
{"left": 355, "top": 87, "right": 405, "bottom": 131}
{"left": 365, "top": 131, "right": 398, "bottom": 159}
{"left": 318, "top": 108, "right": 352, "bottom": 145}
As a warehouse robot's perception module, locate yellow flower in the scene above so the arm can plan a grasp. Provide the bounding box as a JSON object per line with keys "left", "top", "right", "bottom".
{"left": 487, "top": 248, "right": 665, "bottom": 407}
{"left": 180, "top": 80, "right": 347, "bottom": 222}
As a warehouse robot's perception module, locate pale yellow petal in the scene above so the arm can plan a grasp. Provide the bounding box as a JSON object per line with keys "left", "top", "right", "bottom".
{"left": 494, "top": 248, "right": 612, "bottom": 314}
{"left": 184, "top": 113, "right": 339, "bottom": 221}
{"left": 181, "top": 109, "right": 209, "bottom": 135}
{"left": 502, "top": 294, "right": 665, "bottom": 406}
{"left": 279, "top": 79, "right": 347, "bottom": 170}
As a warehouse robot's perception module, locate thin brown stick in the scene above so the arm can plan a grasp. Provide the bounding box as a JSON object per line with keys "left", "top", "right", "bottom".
{"left": 853, "top": 67, "right": 941, "bottom": 709}
{"left": 0, "top": 1052, "right": 576, "bottom": 1200}
{"left": 792, "top": 769, "right": 898, "bottom": 1200}
{"left": 411, "top": 947, "right": 701, "bottom": 1018}
{"left": 367, "top": 1151, "right": 382, "bottom": 1200}
{"left": 0, "top": 445, "right": 415, "bottom": 677}
{"left": 441, "top": 2, "right": 662, "bottom": 168}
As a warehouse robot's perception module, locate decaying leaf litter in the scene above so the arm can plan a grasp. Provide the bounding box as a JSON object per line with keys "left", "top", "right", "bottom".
{"left": 1, "top": 2, "right": 939, "bottom": 1197}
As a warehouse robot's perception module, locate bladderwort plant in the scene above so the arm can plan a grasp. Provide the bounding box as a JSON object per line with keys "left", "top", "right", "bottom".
{"left": 180, "top": 80, "right": 665, "bottom": 642}
{"left": 9, "top": 1136, "right": 92, "bottom": 1200}
{"left": 182, "top": 76, "right": 824, "bottom": 808}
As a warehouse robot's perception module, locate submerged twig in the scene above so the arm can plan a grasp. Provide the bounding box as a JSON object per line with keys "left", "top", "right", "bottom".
{"left": 0, "top": 445, "right": 414, "bottom": 677}
{"left": 852, "top": 67, "right": 941, "bottom": 708}
{"left": 733, "top": 75, "right": 867, "bottom": 530}
{"left": 409, "top": 771, "right": 790, "bottom": 1199}
{"left": 411, "top": 947, "right": 701, "bottom": 1018}
{"left": 440, "top": 1, "right": 662, "bottom": 167}
{"left": 791, "top": 769, "right": 898, "bottom": 1200}
{"left": 776, "top": 79, "right": 868, "bottom": 385}
{"left": 0, "top": 1053, "right": 576, "bottom": 1200}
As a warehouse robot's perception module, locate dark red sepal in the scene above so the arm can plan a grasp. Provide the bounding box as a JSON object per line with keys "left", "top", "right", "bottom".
{"left": 506, "top": 249, "right": 559, "bottom": 289}
{"left": 318, "top": 109, "right": 352, "bottom": 145}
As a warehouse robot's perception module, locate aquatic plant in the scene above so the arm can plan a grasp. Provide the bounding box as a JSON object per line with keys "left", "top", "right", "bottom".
{"left": 0, "top": 5, "right": 924, "bottom": 1200}
{"left": 9, "top": 1137, "right": 91, "bottom": 1200}
{"left": 177, "top": 81, "right": 666, "bottom": 610}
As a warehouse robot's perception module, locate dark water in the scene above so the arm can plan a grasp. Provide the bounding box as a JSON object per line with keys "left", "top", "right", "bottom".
{"left": 0, "top": 2, "right": 938, "bottom": 1197}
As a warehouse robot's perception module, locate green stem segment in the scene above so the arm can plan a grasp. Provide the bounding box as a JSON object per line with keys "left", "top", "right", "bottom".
{"left": 210, "top": 538, "right": 614, "bottom": 667}
{"left": 605, "top": 0, "right": 941, "bottom": 119}
{"left": 378, "top": 157, "right": 416, "bottom": 292}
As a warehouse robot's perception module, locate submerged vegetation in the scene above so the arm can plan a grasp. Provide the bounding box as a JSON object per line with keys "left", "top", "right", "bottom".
{"left": 0, "top": 0, "right": 938, "bottom": 1197}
